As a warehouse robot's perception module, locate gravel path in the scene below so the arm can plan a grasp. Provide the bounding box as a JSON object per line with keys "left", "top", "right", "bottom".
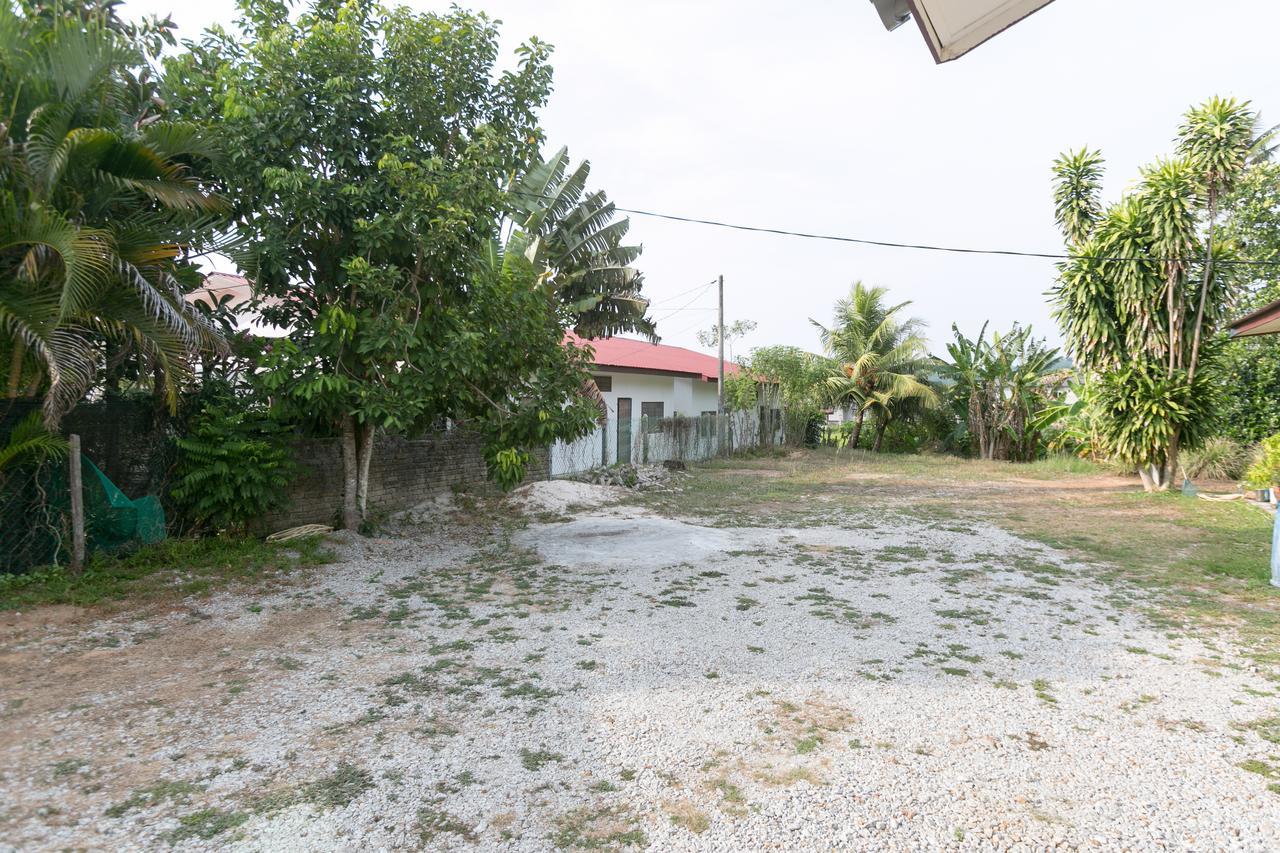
{"left": 2, "top": 485, "right": 1278, "bottom": 851}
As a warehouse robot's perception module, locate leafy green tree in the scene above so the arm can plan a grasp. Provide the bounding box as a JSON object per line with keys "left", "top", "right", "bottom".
{"left": 1051, "top": 97, "right": 1257, "bottom": 490}
{"left": 166, "top": 1, "right": 609, "bottom": 527}
{"left": 737, "top": 345, "right": 832, "bottom": 414}
{"left": 811, "top": 282, "right": 936, "bottom": 451}
{"left": 1215, "top": 160, "right": 1280, "bottom": 441}
{"left": 1, "top": 1, "right": 226, "bottom": 424}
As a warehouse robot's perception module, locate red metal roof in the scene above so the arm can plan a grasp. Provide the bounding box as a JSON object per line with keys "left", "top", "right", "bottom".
{"left": 567, "top": 333, "right": 740, "bottom": 383}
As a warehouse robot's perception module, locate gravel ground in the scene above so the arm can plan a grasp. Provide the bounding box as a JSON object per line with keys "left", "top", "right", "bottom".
{"left": 2, "top": 481, "right": 1279, "bottom": 851}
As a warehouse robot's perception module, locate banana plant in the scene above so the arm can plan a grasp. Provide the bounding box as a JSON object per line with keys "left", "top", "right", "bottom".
{"left": 506, "top": 147, "right": 655, "bottom": 341}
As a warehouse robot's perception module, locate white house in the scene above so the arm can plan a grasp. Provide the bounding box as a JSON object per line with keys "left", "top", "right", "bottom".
{"left": 552, "top": 335, "right": 779, "bottom": 474}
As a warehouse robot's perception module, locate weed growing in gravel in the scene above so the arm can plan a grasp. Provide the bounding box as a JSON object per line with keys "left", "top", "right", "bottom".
{"left": 794, "top": 735, "right": 822, "bottom": 754}
{"left": 167, "top": 808, "right": 248, "bottom": 842}
{"left": 304, "top": 762, "right": 372, "bottom": 808}
{"left": 667, "top": 801, "right": 711, "bottom": 834}
{"left": 104, "top": 780, "right": 201, "bottom": 817}
{"left": 550, "top": 804, "right": 647, "bottom": 849}
{"left": 1237, "top": 716, "right": 1280, "bottom": 745}
{"left": 1032, "top": 679, "right": 1058, "bottom": 705}
{"left": 51, "top": 758, "right": 89, "bottom": 779}
{"left": 520, "top": 748, "right": 564, "bottom": 771}
{"left": 417, "top": 804, "right": 476, "bottom": 843}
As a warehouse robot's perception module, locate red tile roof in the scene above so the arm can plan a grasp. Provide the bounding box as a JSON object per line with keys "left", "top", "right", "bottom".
{"left": 567, "top": 333, "right": 740, "bottom": 383}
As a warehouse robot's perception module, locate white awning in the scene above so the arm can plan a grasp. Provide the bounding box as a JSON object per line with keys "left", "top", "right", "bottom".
{"left": 875, "top": 0, "right": 1058, "bottom": 63}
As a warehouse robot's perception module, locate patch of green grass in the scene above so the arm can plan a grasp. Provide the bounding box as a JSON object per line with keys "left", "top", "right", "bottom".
{"left": 304, "top": 762, "right": 372, "bottom": 808}
{"left": 0, "top": 535, "right": 334, "bottom": 610}
{"left": 551, "top": 805, "right": 647, "bottom": 850}
{"left": 794, "top": 735, "right": 822, "bottom": 754}
{"left": 1032, "top": 679, "right": 1058, "bottom": 705}
{"left": 105, "top": 780, "right": 202, "bottom": 818}
{"left": 520, "top": 748, "right": 563, "bottom": 771}
{"left": 417, "top": 804, "right": 475, "bottom": 843}
{"left": 166, "top": 808, "right": 247, "bottom": 842}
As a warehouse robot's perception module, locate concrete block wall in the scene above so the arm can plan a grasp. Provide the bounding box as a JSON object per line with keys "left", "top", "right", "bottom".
{"left": 261, "top": 430, "right": 548, "bottom": 531}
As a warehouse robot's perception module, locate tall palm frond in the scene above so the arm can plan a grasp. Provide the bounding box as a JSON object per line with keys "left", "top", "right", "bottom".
{"left": 508, "top": 147, "right": 655, "bottom": 341}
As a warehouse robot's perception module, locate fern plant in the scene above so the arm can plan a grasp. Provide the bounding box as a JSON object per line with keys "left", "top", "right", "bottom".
{"left": 0, "top": 411, "right": 69, "bottom": 474}
{"left": 171, "top": 401, "right": 295, "bottom": 535}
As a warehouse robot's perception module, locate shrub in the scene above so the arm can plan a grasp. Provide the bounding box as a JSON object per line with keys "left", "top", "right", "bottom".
{"left": 171, "top": 400, "right": 296, "bottom": 535}
{"left": 1181, "top": 437, "right": 1248, "bottom": 481}
{"left": 1243, "top": 434, "right": 1280, "bottom": 489}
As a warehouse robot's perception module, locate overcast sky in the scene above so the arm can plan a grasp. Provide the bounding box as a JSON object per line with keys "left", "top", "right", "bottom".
{"left": 133, "top": 0, "right": 1278, "bottom": 359}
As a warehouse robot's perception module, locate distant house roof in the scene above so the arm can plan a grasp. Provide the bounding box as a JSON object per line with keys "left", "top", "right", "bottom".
{"left": 186, "top": 272, "right": 289, "bottom": 337}
{"left": 1230, "top": 298, "right": 1280, "bottom": 338}
{"left": 567, "top": 333, "right": 740, "bottom": 383}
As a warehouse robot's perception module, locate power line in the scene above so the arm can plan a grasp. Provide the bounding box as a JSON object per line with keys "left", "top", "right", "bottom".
{"left": 606, "top": 204, "right": 1280, "bottom": 268}
{"left": 504, "top": 186, "right": 1280, "bottom": 267}
{"left": 647, "top": 277, "right": 719, "bottom": 306}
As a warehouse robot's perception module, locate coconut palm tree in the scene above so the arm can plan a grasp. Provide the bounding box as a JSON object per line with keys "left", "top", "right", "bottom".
{"left": 812, "top": 282, "right": 937, "bottom": 451}
{"left": 0, "top": 3, "right": 225, "bottom": 425}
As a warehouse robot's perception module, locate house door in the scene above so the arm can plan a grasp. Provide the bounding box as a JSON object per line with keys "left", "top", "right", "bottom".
{"left": 616, "top": 398, "right": 632, "bottom": 464}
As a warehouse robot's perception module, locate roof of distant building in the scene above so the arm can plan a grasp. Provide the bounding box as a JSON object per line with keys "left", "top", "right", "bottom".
{"left": 567, "top": 333, "right": 741, "bottom": 383}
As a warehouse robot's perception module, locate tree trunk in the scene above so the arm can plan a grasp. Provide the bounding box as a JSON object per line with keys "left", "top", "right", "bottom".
{"left": 848, "top": 409, "right": 865, "bottom": 449}
{"left": 1165, "top": 431, "right": 1182, "bottom": 490}
{"left": 340, "top": 415, "right": 360, "bottom": 530}
{"left": 1187, "top": 191, "right": 1218, "bottom": 382}
{"left": 1138, "top": 464, "right": 1156, "bottom": 493}
{"left": 356, "top": 421, "right": 374, "bottom": 520}
{"left": 872, "top": 416, "right": 889, "bottom": 453}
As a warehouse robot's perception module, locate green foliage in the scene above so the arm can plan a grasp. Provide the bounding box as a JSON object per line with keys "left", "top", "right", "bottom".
{"left": 737, "top": 345, "right": 833, "bottom": 417}
{"left": 1093, "top": 363, "right": 1216, "bottom": 469}
{"left": 936, "top": 323, "right": 1064, "bottom": 461}
{"left": 171, "top": 397, "right": 294, "bottom": 534}
{"left": 166, "top": 1, "right": 608, "bottom": 522}
{"left": 0, "top": 1, "right": 227, "bottom": 423}
{"left": 1180, "top": 436, "right": 1249, "bottom": 481}
{"left": 1214, "top": 161, "right": 1280, "bottom": 443}
{"left": 0, "top": 410, "right": 68, "bottom": 473}
{"left": 486, "top": 447, "right": 531, "bottom": 492}
{"left": 1243, "top": 434, "right": 1280, "bottom": 489}
{"left": 1217, "top": 337, "right": 1280, "bottom": 442}
{"left": 0, "top": 534, "right": 332, "bottom": 610}
{"left": 812, "top": 282, "right": 937, "bottom": 451}
{"left": 507, "top": 147, "right": 654, "bottom": 340}
{"left": 1051, "top": 96, "right": 1259, "bottom": 485}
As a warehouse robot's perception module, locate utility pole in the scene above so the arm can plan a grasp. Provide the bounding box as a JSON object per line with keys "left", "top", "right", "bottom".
{"left": 716, "top": 274, "right": 725, "bottom": 452}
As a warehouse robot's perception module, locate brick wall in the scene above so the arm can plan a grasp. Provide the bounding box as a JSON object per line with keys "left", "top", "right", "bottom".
{"left": 260, "top": 429, "right": 549, "bottom": 531}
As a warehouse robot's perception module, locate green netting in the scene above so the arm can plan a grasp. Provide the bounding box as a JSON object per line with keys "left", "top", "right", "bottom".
{"left": 0, "top": 454, "right": 165, "bottom": 574}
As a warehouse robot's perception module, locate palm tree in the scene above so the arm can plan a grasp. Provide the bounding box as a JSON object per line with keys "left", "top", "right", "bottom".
{"left": 812, "top": 282, "right": 936, "bottom": 451}
{"left": 507, "top": 147, "right": 655, "bottom": 341}
{"left": 0, "top": 4, "right": 225, "bottom": 425}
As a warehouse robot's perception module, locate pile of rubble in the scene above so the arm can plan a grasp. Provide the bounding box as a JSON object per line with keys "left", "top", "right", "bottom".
{"left": 571, "top": 461, "right": 688, "bottom": 491}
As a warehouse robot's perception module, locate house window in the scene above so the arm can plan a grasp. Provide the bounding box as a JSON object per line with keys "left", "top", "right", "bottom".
{"left": 593, "top": 375, "right": 612, "bottom": 392}
{"left": 641, "top": 401, "right": 664, "bottom": 431}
